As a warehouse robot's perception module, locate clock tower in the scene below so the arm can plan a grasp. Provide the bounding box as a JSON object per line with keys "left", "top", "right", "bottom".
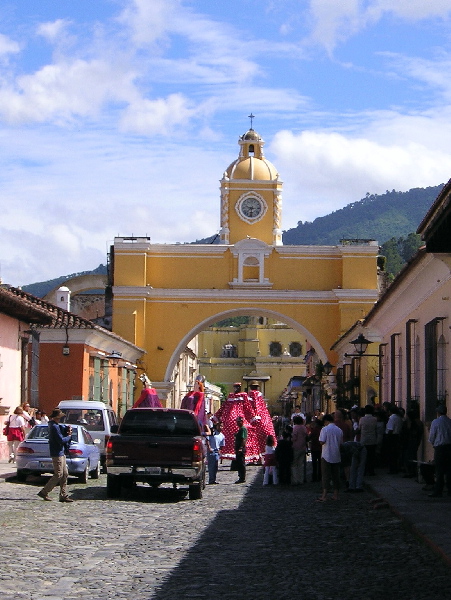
{"left": 220, "top": 128, "right": 283, "bottom": 246}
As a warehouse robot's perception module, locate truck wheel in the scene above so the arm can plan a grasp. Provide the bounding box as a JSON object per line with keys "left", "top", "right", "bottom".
{"left": 107, "top": 474, "right": 121, "bottom": 498}
{"left": 189, "top": 484, "right": 202, "bottom": 500}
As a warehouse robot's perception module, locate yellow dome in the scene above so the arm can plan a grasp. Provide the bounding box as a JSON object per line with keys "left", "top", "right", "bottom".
{"left": 224, "top": 157, "right": 278, "bottom": 181}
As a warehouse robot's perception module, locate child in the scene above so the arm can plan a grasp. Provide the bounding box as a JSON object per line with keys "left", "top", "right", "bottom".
{"left": 263, "top": 435, "right": 278, "bottom": 485}
{"left": 275, "top": 431, "right": 294, "bottom": 485}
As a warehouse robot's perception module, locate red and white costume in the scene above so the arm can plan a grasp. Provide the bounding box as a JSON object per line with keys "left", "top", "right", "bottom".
{"left": 214, "top": 391, "right": 262, "bottom": 463}
{"left": 248, "top": 388, "right": 277, "bottom": 454}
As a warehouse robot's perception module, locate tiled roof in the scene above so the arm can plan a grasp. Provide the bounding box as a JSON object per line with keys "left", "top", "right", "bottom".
{"left": 0, "top": 285, "right": 95, "bottom": 328}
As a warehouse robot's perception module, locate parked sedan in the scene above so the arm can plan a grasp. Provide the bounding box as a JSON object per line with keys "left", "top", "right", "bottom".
{"left": 16, "top": 424, "right": 101, "bottom": 483}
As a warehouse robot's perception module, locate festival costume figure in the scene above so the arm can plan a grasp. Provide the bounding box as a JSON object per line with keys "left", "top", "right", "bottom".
{"left": 248, "top": 385, "right": 276, "bottom": 456}
{"left": 214, "top": 384, "right": 262, "bottom": 462}
{"left": 133, "top": 375, "right": 163, "bottom": 408}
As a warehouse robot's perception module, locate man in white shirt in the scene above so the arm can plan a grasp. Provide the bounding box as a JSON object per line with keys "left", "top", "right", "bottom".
{"left": 318, "top": 414, "right": 343, "bottom": 502}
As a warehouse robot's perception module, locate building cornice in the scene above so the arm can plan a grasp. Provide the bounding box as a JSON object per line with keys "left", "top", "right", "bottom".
{"left": 113, "top": 286, "right": 379, "bottom": 304}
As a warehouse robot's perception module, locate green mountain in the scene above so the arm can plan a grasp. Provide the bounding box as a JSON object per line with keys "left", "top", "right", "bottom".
{"left": 22, "top": 264, "right": 107, "bottom": 298}
{"left": 282, "top": 185, "right": 443, "bottom": 245}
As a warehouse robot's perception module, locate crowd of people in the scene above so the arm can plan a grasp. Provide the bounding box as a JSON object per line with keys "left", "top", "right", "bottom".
{"left": 207, "top": 396, "right": 451, "bottom": 501}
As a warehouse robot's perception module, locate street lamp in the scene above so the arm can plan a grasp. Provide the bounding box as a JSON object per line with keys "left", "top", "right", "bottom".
{"left": 344, "top": 334, "right": 380, "bottom": 358}
{"left": 350, "top": 333, "right": 371, "bottom": 355}
{"left": 107, "top": 351, "right": 122, "bottom": 367}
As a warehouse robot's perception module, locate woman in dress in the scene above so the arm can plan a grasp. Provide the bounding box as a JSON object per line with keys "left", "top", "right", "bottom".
{"left": 7, "top": 406, "right": 27, "bottom": 463}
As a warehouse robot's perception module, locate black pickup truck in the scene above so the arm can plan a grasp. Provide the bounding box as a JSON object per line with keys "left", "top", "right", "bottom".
{"left": 105, "top": 408, "right": 207, "bottom": 499}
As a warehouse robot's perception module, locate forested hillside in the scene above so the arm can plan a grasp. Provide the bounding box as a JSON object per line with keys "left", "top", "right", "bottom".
{"left": 282, "top": 185, "right": 443, "bottom": 245}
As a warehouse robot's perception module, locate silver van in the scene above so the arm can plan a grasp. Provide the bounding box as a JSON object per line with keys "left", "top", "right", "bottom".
{"left": 58, "top": 400, "right": 118, "bottom": 471}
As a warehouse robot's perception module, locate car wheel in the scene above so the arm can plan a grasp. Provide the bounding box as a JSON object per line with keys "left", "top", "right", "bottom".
{"left": 107, "top": 474, "right": 121, "bottom": 498}
{"left": 77, "top": 466, "right": 88, "bottom": 484}
{"left": 16, "top": 469, "right": 28, "bottom": 482}
{"left": 188, "top": 483, "right": 202, "bottom": 500}
{"left": 89, "top": 463, "right": 100, "bottom": 479}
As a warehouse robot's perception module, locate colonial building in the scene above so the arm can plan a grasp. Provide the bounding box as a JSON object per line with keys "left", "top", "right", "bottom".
{"left": 0, "top": 285, "right": 144, "bottom": 458}
{"left": 332, "top": 179, "right": 451, "bottom": 460}
{"left": 197, "top": 316, "right": 308, "bottom": 413}
{"left": 111, "top": 127, "right": 380, "bottom": 405}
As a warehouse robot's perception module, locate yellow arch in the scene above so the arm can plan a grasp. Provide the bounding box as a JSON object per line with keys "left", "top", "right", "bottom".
{"left": 164, "top": 307, "right": 328, "bottom": 381}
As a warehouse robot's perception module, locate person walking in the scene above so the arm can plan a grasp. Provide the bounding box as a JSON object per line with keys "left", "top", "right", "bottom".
{"left": 7, "top": 406, "right": 26, "bottom": 463}
{"left": 428, "top": 405, "right": 451, "bottom": 498}
{"left": 234, "top": 416, "right": 248, "bottom": 484}
{"left": 318, "top": 414, "right": 343, "bottom": 502}
{"left": 206, "top": 421, "right": 225, "bottom": 484}
{"left": 37, "top": 409, "right": 74, "bottom": 502}
{"left": 291, "top": 415, "right": 308, "bottom": 485}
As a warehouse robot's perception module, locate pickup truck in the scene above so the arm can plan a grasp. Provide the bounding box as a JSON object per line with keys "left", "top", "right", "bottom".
{"left": 105, "top": 408, "right": 207, "bottom": 499}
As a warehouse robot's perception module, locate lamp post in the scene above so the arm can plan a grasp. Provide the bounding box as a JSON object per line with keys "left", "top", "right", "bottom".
{"left": 343, "top": 333, "right": 381, "bottom": 408}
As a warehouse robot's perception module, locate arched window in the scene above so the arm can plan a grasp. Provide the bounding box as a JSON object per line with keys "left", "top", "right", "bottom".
{"left": 269, "top": 342, "right": 282, "bottom": 357}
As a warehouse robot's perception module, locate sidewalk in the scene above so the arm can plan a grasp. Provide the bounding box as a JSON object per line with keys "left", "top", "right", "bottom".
{"left": 364, "top": 470, "right": 451, "bottom": 567}
{"left": 1, "top": 459, "right": 449, "bottom": 568}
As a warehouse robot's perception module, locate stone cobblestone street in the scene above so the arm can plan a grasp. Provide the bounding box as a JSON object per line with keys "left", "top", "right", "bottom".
{"left": 1, "top": 465, "right": 451, "bottom": 600}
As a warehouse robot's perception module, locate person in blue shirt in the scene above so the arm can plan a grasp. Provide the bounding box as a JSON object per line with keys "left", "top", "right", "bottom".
{"left": 37, "top": 409, "right": 74, "bottom": 502}
{"left": 206, "top": 421, "right": 225, "bottom": 484}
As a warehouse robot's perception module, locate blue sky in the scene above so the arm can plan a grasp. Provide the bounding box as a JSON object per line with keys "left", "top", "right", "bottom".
{"left": 2, "top": 0, "right": 451, "bottom": 286}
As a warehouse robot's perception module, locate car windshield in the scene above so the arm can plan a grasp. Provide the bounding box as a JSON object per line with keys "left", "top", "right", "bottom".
{"left": 27, "top": 425, "right": 79, "bottom": 442}
{"left": 60, "top": 409, "right": 105, "bottom": 432}
{"left": 120, "top": 411, "right": 200, "bottom": 436}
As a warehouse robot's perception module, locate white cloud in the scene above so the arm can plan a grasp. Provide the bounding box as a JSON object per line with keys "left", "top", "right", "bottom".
{"left": 0, "top": 33, "right": 20, "bottom": 56}
{"left": 271, "top": 125, "right": 451, "bottom": 224}
{"left": 0, "top": 59, "right": 137, "bottom": 123}
{"left": 306, "top": 0, "right": 451, "bottom": 52}
{"left": 37, "top": 19, "right": 72, "bottom": 43}
{"left": 119, "top": 93, "right": 196, "bottom": 135}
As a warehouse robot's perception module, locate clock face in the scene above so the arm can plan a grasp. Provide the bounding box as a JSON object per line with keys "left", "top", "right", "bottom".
{"left": 240, "top": 197, "right": 262, "bottom": 219}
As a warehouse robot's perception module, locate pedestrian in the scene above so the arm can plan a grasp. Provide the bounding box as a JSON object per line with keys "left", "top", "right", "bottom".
{"left": 333, "top": 408, "right": 353, "bottom": 442}
{"left": 206, "top": 421, "right": 225, "bottom": 484}
{"left": 343, "top": 441, "right": 367, "bottom": 492}
{"left": 428, "top": 405, "right": 451, "bottom": 498}
{"left": 385, "top": 405, "right": 403, "bottom": 474}
{"left": 402, "top": 409, "right": 424, "bottom": 478}
{"left": 234, "top": 416, "right": 247, "bottom": 484}
{"left": 7, "top": 406, "right": 26, "bottom": 463}
{"left": 291, "top": 415, "right": 308, "bottom": 485}
{"left": 308, "top": 418, "right": 322, "bottom": 482}
{"left": 263, "top": 434, "right": 278, "bottom": 485}
{"left": 317, "top": 414, "right": 343, "bottom": 502}
{"left": 37, "top": 409, "right": 74, "bottom": 502}
{"left": 359, "top": 404, "right": 378, "bottom": 475}
{"left": 275, "top": 431, "right": 293, "bottom": 485}
{"left": 22, "top": 402, "right": 36, "bottom": 428}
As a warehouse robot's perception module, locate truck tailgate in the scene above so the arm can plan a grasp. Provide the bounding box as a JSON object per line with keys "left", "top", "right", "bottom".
{"left": 108, "top": 435, "right": 198, "bottom": 467}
